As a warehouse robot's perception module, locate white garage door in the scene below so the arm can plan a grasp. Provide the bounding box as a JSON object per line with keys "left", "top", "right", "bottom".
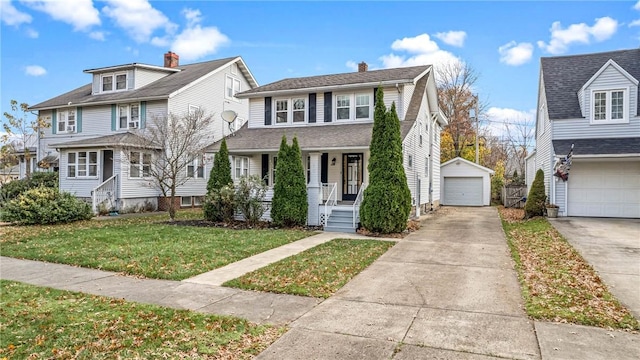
{"left": 568, "top": 161, "right": 640, "bottom": 218}
{"left": 443, "top": 177, "right": 483, "bottom": 206}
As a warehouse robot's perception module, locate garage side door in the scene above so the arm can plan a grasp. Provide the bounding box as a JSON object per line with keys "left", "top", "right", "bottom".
{"left": 443, "top": 177, "right": 483, "bottom": 206}
{"left": 568, "top": 161, "right": 640, "bottom": 218}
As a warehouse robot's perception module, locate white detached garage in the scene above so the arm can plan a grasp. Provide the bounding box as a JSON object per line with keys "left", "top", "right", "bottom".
{"left": 441, "top": 157, "right": 494, "bottom": 206}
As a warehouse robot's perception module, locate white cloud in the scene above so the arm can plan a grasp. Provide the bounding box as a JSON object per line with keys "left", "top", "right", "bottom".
{"left": 102, "top": 0, "right": 175, "bottom": 43}
{"left": 631, "top": 19, "right": 640, "bottom": 27}
{"left": 498, "top": 41, "right": 533, "bottom": 66}
{"left": 345, "top": 61, "right": 358, "bottom": 71}
{"left": 434, "top": 30, "right": 467, "bottom": 47}
{"left": 26, "top": 27, "right": 38, "bottom": 38}
{"left": 89, "top": 31, "right": 106, "bottom": 41}
{"left": 635, "top": 1, "right": 640, "bottom": 10}
{"left": 1, "top": 0, "right": 32, "bottom": 26}
{"left": 485, "top": 107, "right": 535, "bottom": 137}
{"left": 380, "top": 33, "right": 462, "bottom": 70}
{"left": 25, "top": 65, "right": 46, "bottom": 76}
{"left": 537, "top": 17, "right": 618, "bottom": 54}
{"left": 170, "top": 8, "right": 229, "bottom": 61}
{"left": 21, "top": 0, "right": 100, "bottom": 31}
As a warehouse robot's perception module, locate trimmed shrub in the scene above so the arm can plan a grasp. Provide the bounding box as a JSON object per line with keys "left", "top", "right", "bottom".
{"left": 360, "top": 88, "right": 411, "bottom": 234}
{"left": 235, "top": 175, "right": 268, "bottom": 226}
{"left": 270, "top": 135, "right": 308, "bottom": 227}
{"left": 203, "top": 185, "right": 235, "bottom": 223}
{"left": 207, "top": 138, "right": 232, "bottom": 192}
{"left": 524, "top": 169, "right": 546, "bottom": 219}
{"left": 0, "top": 186, "right": 92, "bottom": 225}
{"left": 0, "top": 171, "right": 58, "bottom": 202}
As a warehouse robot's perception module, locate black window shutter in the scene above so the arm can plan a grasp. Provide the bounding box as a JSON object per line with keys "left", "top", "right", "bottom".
{"left": 308, "top": 93, "right": 316, "bottom": 123}
{"left": 262, "top": 154, "right": 269, "bottom": 185}
{"left": 373, "top": 87, "right": 378, "bottom": 105}
{"left": 324, "top": 92, "right": 332, "bottom": 122}
{"left": 321, "top": 153, "right": 328, "bottom": 183}
{"left": 264, "top": 97, "right": 272, "bottom": 125}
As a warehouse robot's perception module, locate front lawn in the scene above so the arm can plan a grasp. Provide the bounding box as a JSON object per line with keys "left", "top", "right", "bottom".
{"left": 498, "top": 207, "right": 639, "bottom": 330}
{"left": 0, "top": 281, "right": 283, "bottom": 359}
{"left": 0, "top": 210, "right": 312, "bottom": 280}
{"left": 224, "top": 239, "right": 395, "bottom": 298}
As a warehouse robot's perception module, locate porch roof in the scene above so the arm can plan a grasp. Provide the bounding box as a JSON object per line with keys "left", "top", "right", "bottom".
{"left": 48, "top": 132, "right": 162, "bottom": 150}
{"left": 205, "top": 121, "right": 416, "bottom": 153}
{"left": 552, "top": 137, "right": 640, "bottom": 157}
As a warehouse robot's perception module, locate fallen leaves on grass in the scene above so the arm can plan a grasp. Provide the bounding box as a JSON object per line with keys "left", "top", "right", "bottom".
{"left": 498, "top": 207, "right": 639, "bottom": 330}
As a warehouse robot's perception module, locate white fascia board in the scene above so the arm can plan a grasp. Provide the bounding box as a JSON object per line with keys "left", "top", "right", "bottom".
{"left": 236, "top": 79, "right": 417, "bottom": 99}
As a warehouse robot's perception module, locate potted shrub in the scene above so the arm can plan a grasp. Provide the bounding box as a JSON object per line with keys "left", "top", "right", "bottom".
{"left": 546, "top": 203, "right": 559, "bottom": 218}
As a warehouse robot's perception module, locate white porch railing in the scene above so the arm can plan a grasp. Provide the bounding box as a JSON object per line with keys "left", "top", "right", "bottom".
{"left": 92, "top": 175, "right": 118, "bottom": 214}
{"left": 323, "top": 182, "right": 338, "bottom": 225}
{"left": 352, "top": 183, "right": 367, "bottom": 228}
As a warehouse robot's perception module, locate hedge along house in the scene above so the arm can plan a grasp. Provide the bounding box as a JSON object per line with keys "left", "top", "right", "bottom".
{"left": 205, "top": 63, "right": 447, "bottom": 232}
{"left": 28, "top": 53, "right": 258, "bottom": 213}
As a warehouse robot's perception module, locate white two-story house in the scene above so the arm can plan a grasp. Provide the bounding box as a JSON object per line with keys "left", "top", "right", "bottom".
{"left": 527, "top": 48, "right": 640, "bottom": 218}
{"left": 206, "top": 62, "right": 447, "bottom": 231}
{"left": 29, "top": 52, "right": 258, "bottom": 212}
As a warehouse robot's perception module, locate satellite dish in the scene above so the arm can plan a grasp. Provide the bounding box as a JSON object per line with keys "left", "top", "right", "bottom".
{"left": 221, "top": 110, "right": 237, "bottom": 123}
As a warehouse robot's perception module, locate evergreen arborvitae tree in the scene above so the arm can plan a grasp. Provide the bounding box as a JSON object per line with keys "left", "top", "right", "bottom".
{"left": 271, "top": 135, "right": 308, "bottom": 227}
{"left": 524, "top": 169, "right": 546, "bottom": 219}
{"left": 207, "top": 138, "right": 232, "bottom": 192}
{"left": 360, "top": 88, "right": 412, "bottom": 233}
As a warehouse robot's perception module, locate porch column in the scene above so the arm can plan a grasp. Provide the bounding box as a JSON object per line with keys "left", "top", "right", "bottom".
{"left": 307, "top": 152, "right": 321, "bottom": 226}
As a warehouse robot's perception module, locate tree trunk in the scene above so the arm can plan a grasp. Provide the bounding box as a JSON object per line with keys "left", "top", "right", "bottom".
{"left": 168, "top": 184, "right": 177, "bottom": 221}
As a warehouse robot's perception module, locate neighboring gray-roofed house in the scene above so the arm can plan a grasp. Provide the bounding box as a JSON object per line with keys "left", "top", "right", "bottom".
{"left": 29, "top": 52, "right": 258, "bottom": 213}
{"left": 206, "top": 62, "right": 447, "bottom": 231}
{"left": 528, "top": 48, "right": 640, "bottom": 218}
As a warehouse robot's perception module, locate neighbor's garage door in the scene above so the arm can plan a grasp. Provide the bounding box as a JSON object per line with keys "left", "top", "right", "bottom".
{"left": 568, "top": 161, "right": 640, "bottom": 218}
{"left": 443, "top": 177, "right": 483, "bottom": 206}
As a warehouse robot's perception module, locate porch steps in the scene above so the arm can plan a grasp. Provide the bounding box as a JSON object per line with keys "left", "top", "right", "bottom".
{"left": 324, "top": 209, "right": 357, "bottom": 233}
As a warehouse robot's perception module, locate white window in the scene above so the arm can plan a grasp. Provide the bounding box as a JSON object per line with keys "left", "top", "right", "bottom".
{"left": 130, "top": 151, "right": 151, "bottom": 178}
{"left": 591, "top": 89, "right": 628, "bottom": 124}
{"left": 188, "top": 104, "right": 200, "bottom": 116}
{"left": 181, "top": 197, "right": 193, "bottom": 207}
{"left": 187, "top": 155, "right": 205, "bottom": 178}
{"left": 335, "top": 93, "right": 372, "bottom": 121}
{"left": 293, "top": 98, "right": 306, "bottom": 122}
{"left": 226, "top": 76, "right": 241, "bottom": 99}
{"left": 273, "top": 98, "right": 306, "bottom": 124}
{"left": 119, "top": 103, "right": 140, "bottom": 129}
{"left": 425, "top": 157, "right": 429, "bottom": 177}
{"left": 275, "top": 99, "right": 288, "bottom": 124}
{"left": 101, "top": 73, "right": 127, "bottom": 93}
{"left": 58, "top": 108, "right": 76, "bottom": 133}
{"left": 538, "top": 103, "right": 546, "bottom": 135}
{"left": 233, "top": 156, "right": 249, "bottom": 180}
{"left": 67, "top": 151, "right": 97, "bottom": 178}
{"left": 407, "top": 154, "right": 413, "bottom": 169}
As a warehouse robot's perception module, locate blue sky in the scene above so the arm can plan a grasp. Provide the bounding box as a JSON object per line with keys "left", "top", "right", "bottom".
{"left": 2, "top": 0, "right": 640, "bottom": 138}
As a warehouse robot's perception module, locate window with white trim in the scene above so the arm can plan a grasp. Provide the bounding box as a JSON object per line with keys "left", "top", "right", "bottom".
{"left": 225, "top": 76, "right": 241, "bottom": 100}
{"left": 274, "top": 98, "right": 306, "bottom": 124}
{"left": 101, "top": 72, "right": 127, "bottom": 93}
{"left": 67, "top": 151, "right": 97, "bottom": 178}
{"left": 335, "top": 93, "right": 372, "bottom": 121}
{"left": 233, "top": 156, "right": 249, "bottom": 180}
{"left": 187, "top": 155, "right": 205, "bottom": 178}
{"left": 130, "top": 151, "right": 151, "bottom": 178}
{"left": 592, "top": 89, "right": 627, "bottom": 123}
{"left": 58, "top": 108, "right": 76, "bottom": 133}
{"left": 425, "top": 157, "right": 429, "bottom": 177}
{"left": 119, "top": 103, "right": 140, "bottom": 129}
{"left": 188, "top": 104, "right": 200, "bottom": 116}
{"left": 407, "top": 154, "right": 413, "bottom": 169}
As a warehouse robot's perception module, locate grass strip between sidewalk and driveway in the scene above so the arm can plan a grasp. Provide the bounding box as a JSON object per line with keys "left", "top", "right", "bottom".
{"left": 223, "top": 238, "right": 395, "bottom": 298}
{"left": 0, "top": 210, "right": 312, "bottom": 281}
{"left": 498, "top": 207, "right": 639, "bottom": 330}
{"left": 0, "top": 280, "right": 284, "bottom": 359}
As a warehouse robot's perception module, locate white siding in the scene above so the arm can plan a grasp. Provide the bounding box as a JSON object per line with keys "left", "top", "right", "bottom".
{"left": 317, "top": 92, "right": 325, "bottom": 124}
{"left": 553, "top": 116, "right": 640, "bottom": 139}
{"left": 525, "top": 153, "right": 536, "bottom": 192}
{"left": 58, "top": 149, "right": 103, "bottom": 198}
{"left": 118, "top": 149, "right": 160, "bottom": 199}
{"left": 556, "top": 179, "right": 566, "bottom": 215}
{"left": 134, "top": 68, "right": 170, "bottom": 89}
{"left": 401, "top": 83, "right": 415, "bottom": 120}
{"left": 249, "top": 98, "right": 265, "bottom": 128}
{"left": 432, "top": 125, "right": 441, "bottom": 204}
{"left": 535, "top": 76, "right": 554, "bottom": 202}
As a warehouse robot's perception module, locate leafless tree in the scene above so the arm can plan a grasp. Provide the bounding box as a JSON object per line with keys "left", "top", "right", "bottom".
{"left": 2, "top": 100, "right": 49, "bottom": 178}
{"left": 503, "top": 119, "right": 535, "bottom": 181}
{"left": 124, "top": 109, "right": 214, "bottom": 220}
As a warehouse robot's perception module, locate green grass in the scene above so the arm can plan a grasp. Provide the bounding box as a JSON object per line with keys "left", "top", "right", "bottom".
{"left": 0, "top": 280, "right": 284, "bottom": 359}
{"left": 499, "top": 208, "right": 639, "bottom": 330}
{"left": 224, "top": 239, "right": 395, "bottom": 298}
{"left": 0, "top": 210, "right": 312, "bottom": 280}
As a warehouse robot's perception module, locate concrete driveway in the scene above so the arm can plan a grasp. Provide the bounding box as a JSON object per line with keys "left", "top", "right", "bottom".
{"left": 550, "top": 217, "right": 640, "bottom": 319}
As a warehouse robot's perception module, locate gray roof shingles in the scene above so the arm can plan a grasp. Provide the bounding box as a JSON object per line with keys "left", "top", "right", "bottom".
{"left": 30, "top": 57, "right": 239, "bottom": 110}
{"left": 552, "top": 138, "right": 640, "bottom": 156}
{"left": 49, "top": 132, "right": 160, "bottom": 149}
{"left": 541, "top": 48, "right": 640, "bottom": 120}
{"left": 238, "top": 65, "right": 430, "bottom": 96}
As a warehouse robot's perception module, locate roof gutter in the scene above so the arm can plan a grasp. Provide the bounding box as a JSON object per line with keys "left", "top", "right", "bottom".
{"left": 236, "top": 79, "right": 417, "bottom": 99}
{"left": 29, "top": 95, "right": 169, "bottom": 111}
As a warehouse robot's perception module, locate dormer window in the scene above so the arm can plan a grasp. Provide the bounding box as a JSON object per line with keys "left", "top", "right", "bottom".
{"left": 591, "top": 89, "right": 628, "bottom": 124}
{"left": 101, "top": 72, "right": 128, "bottom": 93}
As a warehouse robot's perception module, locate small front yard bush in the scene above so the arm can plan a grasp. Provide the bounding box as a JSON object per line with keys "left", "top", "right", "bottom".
{"left": 235, "top": 175, "right": 268, "bottom": 226}
{"left": 0, "top": 171, "right": 58, "bottom": 202}
{"left": 203, "top": 185, "right": 236, "bottom": 222}
{"left": 524, "top": 169, "right": 545, "bottom": 219}
{"left": 0, "top": 186, "right": 92, "bottom": 225}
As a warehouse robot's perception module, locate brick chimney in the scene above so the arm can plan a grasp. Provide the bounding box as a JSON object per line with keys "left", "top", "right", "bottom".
{"left": 164, "top": 51, "right": 179, "bottom": 68}
{"left": 358, "top": 61, "right": 368, "bottom": 72}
